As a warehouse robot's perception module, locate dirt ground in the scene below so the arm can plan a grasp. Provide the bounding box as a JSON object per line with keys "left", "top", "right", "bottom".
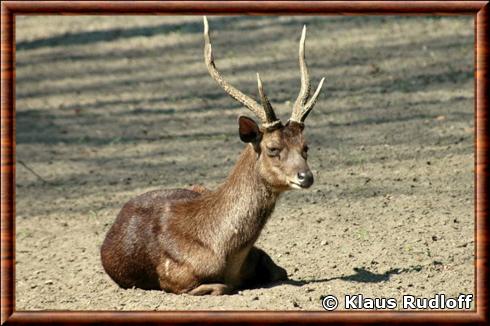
{"left": 15, "top": 15, "right": 474, "bottom": 311}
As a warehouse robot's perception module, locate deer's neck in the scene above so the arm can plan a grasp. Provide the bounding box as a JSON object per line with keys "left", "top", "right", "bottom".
{"left": 203, "top": 145, "right": 280, "bottom": 254}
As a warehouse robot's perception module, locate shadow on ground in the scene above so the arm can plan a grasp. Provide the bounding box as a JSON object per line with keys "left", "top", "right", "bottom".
{"left": 264, "top": 265, "right": 425, "bottom": 290}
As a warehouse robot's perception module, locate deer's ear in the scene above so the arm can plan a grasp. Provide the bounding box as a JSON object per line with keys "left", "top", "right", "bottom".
{"left": 238, "top": 116, "right": 261, "bottom": 143}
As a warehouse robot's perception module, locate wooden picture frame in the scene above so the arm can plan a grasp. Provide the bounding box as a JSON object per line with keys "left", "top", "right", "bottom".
{"left": 1, "top": 1, "right": 488, "bottom": 324}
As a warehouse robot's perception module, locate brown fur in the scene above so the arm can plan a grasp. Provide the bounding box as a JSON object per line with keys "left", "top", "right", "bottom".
{"left": 101, "top": 19, "right": 323, "bottom": 295}
{"left": 100, "top": 121, "right": 313, "bottom": 295}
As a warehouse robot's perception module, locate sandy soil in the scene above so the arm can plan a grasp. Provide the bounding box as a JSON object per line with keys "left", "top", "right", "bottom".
{"left": 15, "top": 15, "right": 474, "bottom": 311}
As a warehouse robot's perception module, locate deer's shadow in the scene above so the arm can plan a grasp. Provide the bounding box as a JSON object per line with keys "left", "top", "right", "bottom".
{"left": 262, "top": 265, "right": 423, "bottom": 289}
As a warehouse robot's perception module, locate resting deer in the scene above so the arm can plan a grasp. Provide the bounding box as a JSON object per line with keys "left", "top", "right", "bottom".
{"left": 100, "top": 17, "right": 324, "bottom": 295}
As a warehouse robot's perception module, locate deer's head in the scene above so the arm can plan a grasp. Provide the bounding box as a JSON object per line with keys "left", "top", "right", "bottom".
{"left": 203, "top": 17, "right": 324, "bottom": 191}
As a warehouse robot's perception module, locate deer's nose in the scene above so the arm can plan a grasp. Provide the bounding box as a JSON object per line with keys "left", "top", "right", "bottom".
{"left": 297, "top": 170, "right": 314, "bottom": 188}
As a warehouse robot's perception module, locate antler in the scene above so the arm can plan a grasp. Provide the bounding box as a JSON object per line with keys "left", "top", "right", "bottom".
{"left": 203, "top": 17, "right": 281, "bottom": 129}
{"left": 290, "top": 26, "right": 325, "bottom": 124}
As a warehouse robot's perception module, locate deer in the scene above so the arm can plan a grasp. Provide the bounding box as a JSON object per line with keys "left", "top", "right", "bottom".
{"left": 100, "top": 17, "right": 325, "bottom": 295}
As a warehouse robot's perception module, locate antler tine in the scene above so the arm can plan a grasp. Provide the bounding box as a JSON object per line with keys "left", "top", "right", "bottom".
{"left": 203, "top": 16, "right": 281, "bottom": 128}
{"left": 290, "top": 25, "right": 324, "bottom": 124}
{"left": 256, "top": 73, "right": 280, "bottom": 128}
{"left": 291, "top": 26, "right": 311, "bottom": 122}
{"left": 298, "top": 77, "right": 325, "bottom": 122}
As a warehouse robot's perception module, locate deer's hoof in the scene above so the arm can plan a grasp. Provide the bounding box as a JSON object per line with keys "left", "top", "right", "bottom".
{"left": 188, "top": 283, "right": 231, "bottom": 296}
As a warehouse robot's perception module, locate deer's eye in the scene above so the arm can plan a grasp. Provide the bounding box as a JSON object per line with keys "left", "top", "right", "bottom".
{"left": 267, "top": 147, "right": 281, "bottom": 157}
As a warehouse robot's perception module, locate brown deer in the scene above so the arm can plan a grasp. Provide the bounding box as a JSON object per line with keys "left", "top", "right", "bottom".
{"left": 100, "top": 17, "right": 324, "bottom": 295}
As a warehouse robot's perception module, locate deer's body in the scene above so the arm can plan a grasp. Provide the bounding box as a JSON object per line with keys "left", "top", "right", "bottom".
{"left": 101, "top": 145, "right": 286, "bottom": 294}
{"left": 101, "top": 17, "right": 325, "bottom": 295}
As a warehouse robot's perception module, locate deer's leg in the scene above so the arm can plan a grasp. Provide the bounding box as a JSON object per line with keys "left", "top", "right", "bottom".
{"left": 188, "top": 283, "right": 231, "bottom": 296}
{"left": 240, "top": 247, "right": 288, "bottom": 289}
{"left": 156, "top": 259, "right": 196, "bottom": 294}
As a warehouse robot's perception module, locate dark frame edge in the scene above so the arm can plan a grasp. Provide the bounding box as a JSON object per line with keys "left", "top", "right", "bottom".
{"left": 476, "top": 2, "right": 490, "bottom": 324}
{"left": 2, "top": 1, "right": 489, "bottom": 15}
{"left": 4, "top": 310, "right": 489, "bottom": 324}
{"left": 1, "top": 2, "right": 15, "bottom": 326}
